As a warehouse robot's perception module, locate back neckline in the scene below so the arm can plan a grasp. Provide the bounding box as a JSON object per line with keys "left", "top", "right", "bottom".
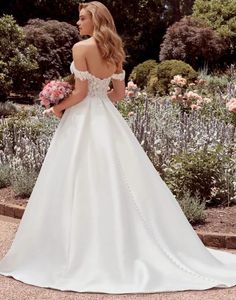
{"left": 71, "top": 61, "right": 113, "bottom": 81}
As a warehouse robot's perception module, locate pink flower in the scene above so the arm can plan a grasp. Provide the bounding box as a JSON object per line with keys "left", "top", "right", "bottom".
{"left": 203, "top": 97, "right": 212, "bottom": 103}
{"left": 128, "top": 111, "right": 134, "bottom": 117}
{"left": 39, "top": 80, "right": 72, "bottom": 107}
{"left": 171, "top": 75, "right": 187, "bottom": 87}
{"left": 196, "top": 97, "right": 203, "bottom": 105}
{"left": 127, "top": 80, "right": 137, "bottom": 89}
{"left": 197, "top": 79, "right": 206, "bottom": 85}
{"left": 174, "top": 87, "right": 182, "bottom": 95}
{"left": 226, "top": 98, "right": 236, "bottom": 112}
{"left": 171, "top": 95, "right": 177, "bottom": 101}
{"left": 126, "top": 80, "right": 139, "bottom": 98}
{"left": 127, "top": 91, "right": 135, "bottom": 97}
{"left": 190, "top": 104, "right": 201, "bottom": 110}
{"left": 186, "top": 91, "right": 202, "bottom": 101}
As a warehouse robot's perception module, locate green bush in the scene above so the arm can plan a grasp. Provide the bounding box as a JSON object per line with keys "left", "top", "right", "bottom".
{"left": 0, "top": 61, "right": 12, "bottom": 101}
{"left": 198, "top": 70, "right": 234, "bottom": 95}
{"left": 116, "top": 92, "right": 147, "bottom": 120}
{"left": 128, "top": 60, "right": 158, "bottom": 89}
{"left": 164, "top": 146, "right": 232, "bottom": 206}
{"left": 0, "top": 106, "right": 58, "bottom": 158}
{"left": 177, "top": 189, "right": 206, "bottom": 225}
{"left": 193, "top": 0, "right": 236, "bottom": 63}
{"left": 10, "top": 167, "right": 37, "bottom": 198}
{"left": 147, "top": 59, "right": 198, "bottom": 95}
{"left": 0, "top": 114, "right": 49, "bottom": 154}
{"left": 193, "top": 0, "right": 236, "bottom": 42}
{"left": 0, "top": 164, "right": 11, "bottom": 188}
{"left": 0, "top": 101, "right": 18, "bottom": 117}
{"left": 0, "top": 15, "right": 38, "bottom": 99}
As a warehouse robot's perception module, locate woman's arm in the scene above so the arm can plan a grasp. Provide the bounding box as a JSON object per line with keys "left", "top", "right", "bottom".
{"left": 44, "top": 43, "right": 88, "bottom": 118}
{"left": 107, "top": 79, "right": 125, "bottom": 102}
{"left": 56, "top": 43, "right": 88, "bottom": 111}
{"left": 107, "top": 63, "right": 125, "bottom": 102}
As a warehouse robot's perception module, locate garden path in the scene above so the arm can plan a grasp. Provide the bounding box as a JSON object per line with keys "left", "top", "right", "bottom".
{"left": 0, "top": 215, "right": 236, "bottom": 300}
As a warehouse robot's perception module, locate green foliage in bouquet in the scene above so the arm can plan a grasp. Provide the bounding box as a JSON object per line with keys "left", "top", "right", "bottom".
{"left": 128, "top": 60, "right": 158, "bottom": 89}
{"left": 63, "top": 74, "right": 75, "bottom": 88}
{"left": 147, "top": 60, "right": 198, "bottom": 95}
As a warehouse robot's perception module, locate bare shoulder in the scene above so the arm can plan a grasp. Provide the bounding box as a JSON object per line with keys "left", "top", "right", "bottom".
{"left": 73, "top": 38, "right": 96, "bottom": 49}
{"left": 72, "top": 40, "right": 88, "bottom": 54}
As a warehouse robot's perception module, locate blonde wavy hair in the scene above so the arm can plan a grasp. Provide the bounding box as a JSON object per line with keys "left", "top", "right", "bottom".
{"left": 79, "top": 1, "right": 126, "bottom": 68}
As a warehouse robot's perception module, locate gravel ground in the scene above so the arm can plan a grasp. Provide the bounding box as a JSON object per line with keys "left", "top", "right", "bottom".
{"left": 0, "top": 216, "right": 236, "bottom": 300}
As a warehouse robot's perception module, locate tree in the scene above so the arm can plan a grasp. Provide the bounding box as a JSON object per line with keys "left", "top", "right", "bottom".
{"left": 0, "top": 0, "right": 79, "bottom": 25}
{"left": 163, "top": 0, "right": 195, "bottom": 26}
{"left": 103, "top": 0, "right": 196, "bottom": 72}
{"left": 0, "top": 0, "right": 197, "bottom": 76}
{"left": 23, "top": 18, "right": 80, "bottom": 86}
{"left": 159, "top": 17, "right": 227, "bottom": 69}
{"left": 103, "top": 0, "right": 167, "bottom": 73}
{"left": 193, "top": 0, "right": 236, "bottom": 61}
{"left": 0, "top": 15, "right": 38, "bottom": 100}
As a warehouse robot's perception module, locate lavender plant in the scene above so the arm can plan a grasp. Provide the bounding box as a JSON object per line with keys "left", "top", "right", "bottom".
{"left": 0, "top": 104, "right": 59, "bottom": 197}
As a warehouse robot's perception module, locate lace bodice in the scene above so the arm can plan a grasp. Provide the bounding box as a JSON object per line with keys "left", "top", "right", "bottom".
{"left": 70, "top": 61, "right": 125, "bottom": 97}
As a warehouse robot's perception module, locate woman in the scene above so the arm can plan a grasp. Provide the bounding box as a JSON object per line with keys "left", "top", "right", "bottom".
{"left": 0, "top": 1, "right": 236, "bottom": 294}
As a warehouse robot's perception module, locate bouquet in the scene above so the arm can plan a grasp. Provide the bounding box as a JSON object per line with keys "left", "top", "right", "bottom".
{"left": 39, "top": 80, "right": 73, "bottom": 109}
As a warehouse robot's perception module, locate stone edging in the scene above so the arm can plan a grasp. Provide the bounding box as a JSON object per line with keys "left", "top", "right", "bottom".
{"left": 0, "top": 202, "right": 24, "bottom": 219}
{"left": 1, "top": 202, "right": 236, "bottom": 249}
{"left": 197, "top": 231, "right": 236, "bottom": 250}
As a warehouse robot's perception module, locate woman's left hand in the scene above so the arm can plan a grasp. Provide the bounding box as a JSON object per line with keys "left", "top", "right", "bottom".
{"left": 43, "top": 106, "right": 63, "bottom": 118}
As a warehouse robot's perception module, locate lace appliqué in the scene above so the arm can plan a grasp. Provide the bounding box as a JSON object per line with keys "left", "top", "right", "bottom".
{"left": 70, "top": 61, "right": 90, "bottom": 81}
{"left": 69, "top": 61, "right": 125, "bottom": 97}
{"left": 111, "top": 70, "right": 125, "bottom": 81}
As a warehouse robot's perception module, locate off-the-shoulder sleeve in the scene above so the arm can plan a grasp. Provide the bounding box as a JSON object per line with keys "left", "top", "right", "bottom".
{"left": 70, "top": 61, "right": 90, "bottom": 80}
{"left": 111, "top": 70, "right": 125, "bottom": 81}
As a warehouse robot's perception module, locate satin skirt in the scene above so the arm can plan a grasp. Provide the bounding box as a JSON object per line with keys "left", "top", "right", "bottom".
{"left": 0, "top": 95, "right": 236, "bottom": 294}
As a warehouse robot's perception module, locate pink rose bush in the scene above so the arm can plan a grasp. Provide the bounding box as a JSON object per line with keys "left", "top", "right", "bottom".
{"left": 118, "top": 80, "right": 144, "bottom": 119}
{"left": 128, "top": 111, "right": 134, "bottom": 117}
{"left": 39, "top": 80, "right": 73, "bottom": 108}
{"left": 125, "top": 80, "right": 139, "bottom": 98}
{"left": 169, "top": 75, "right": 211, "bottom": 110}
{"left": 226, "top": 97, "right": 236, "bottom": 113}
{"left": 170, "top": 75, "right": 187, "bottom": 87}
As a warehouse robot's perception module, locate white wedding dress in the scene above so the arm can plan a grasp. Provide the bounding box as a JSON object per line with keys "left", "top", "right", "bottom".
{"left": 0, "top": 61, "right": 236, "bottom": 294}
